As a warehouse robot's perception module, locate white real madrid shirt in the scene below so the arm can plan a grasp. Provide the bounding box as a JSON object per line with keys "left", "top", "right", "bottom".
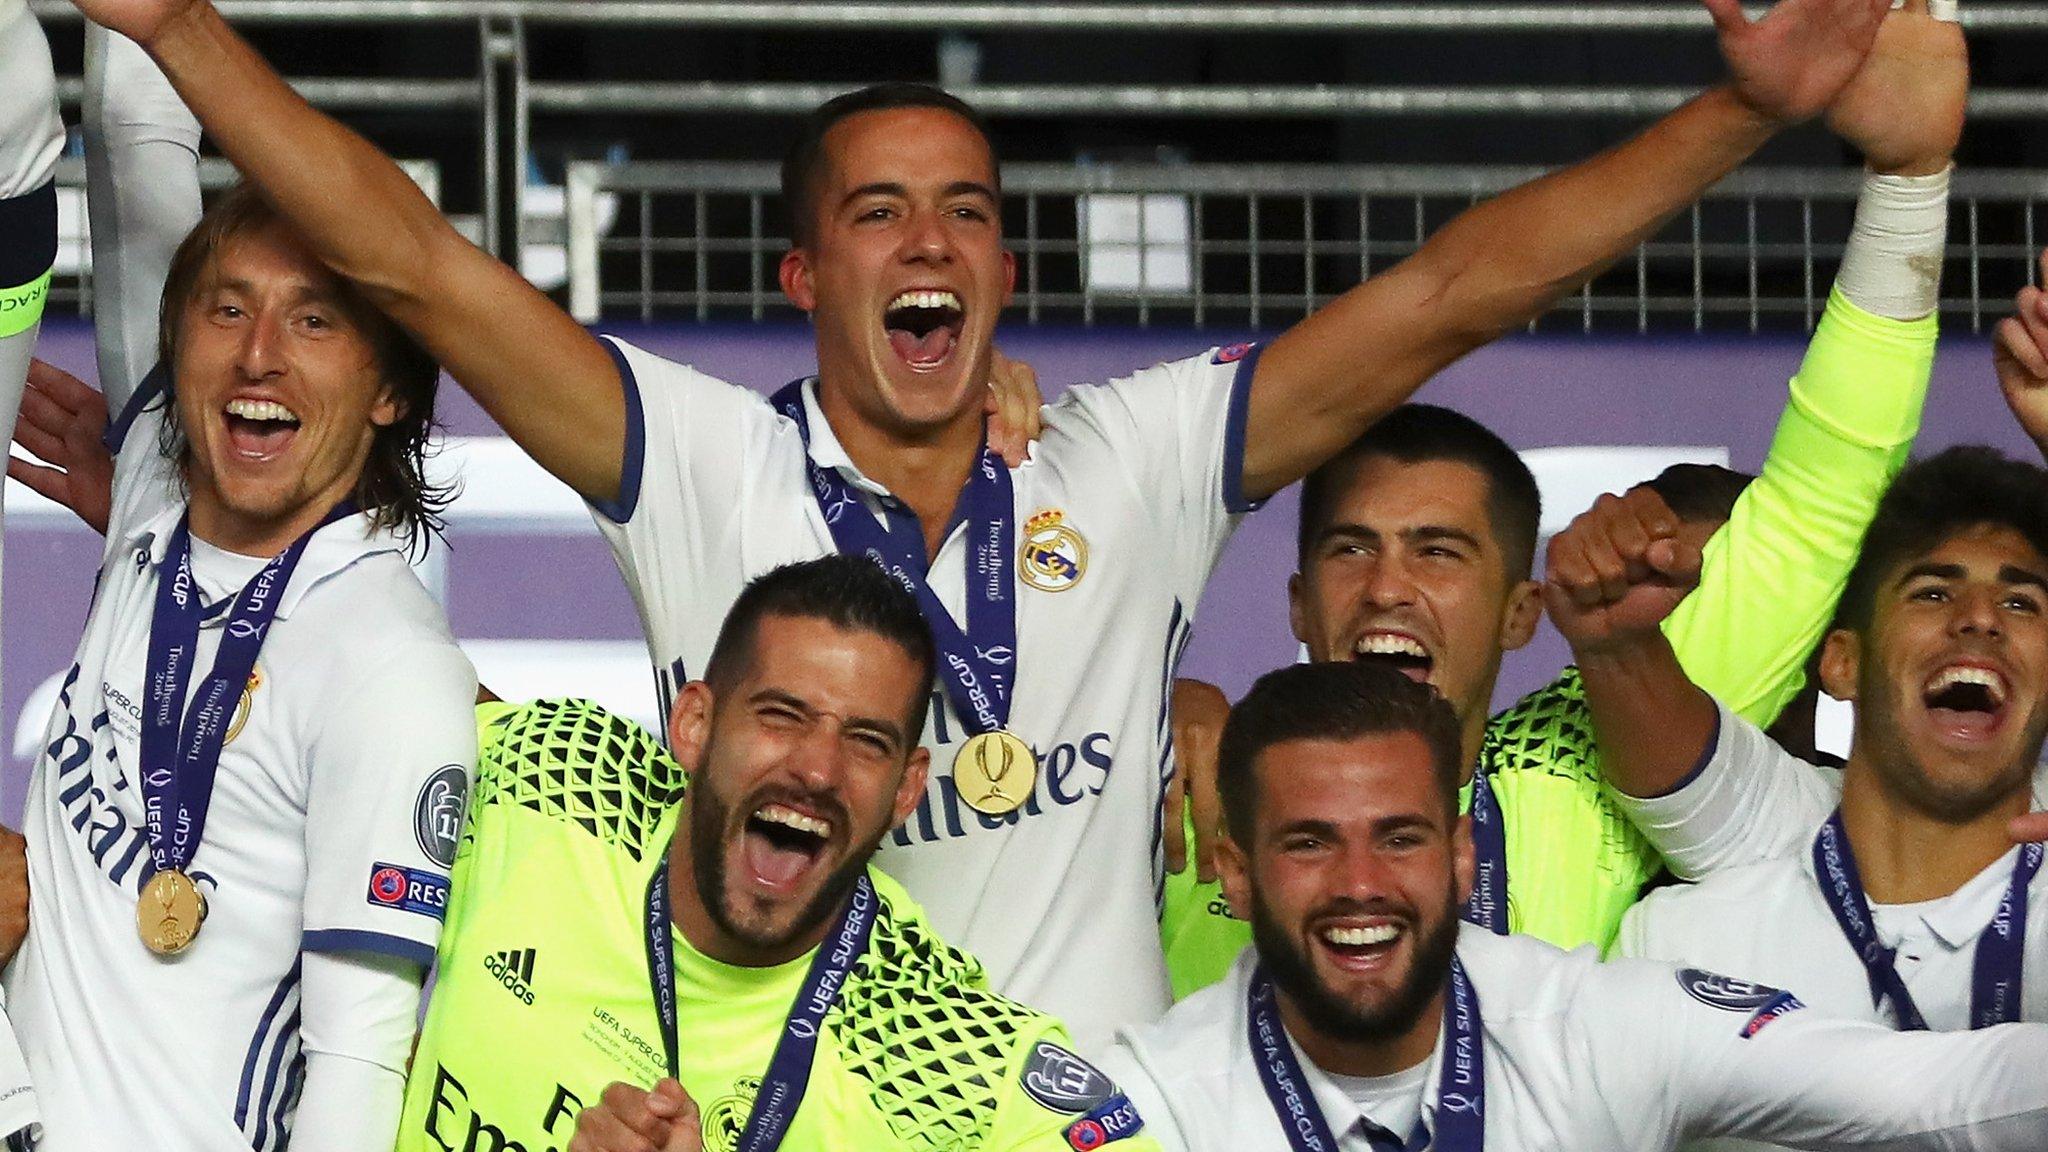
{"left": 1615, "top": 709, "right": 2048, "bottom": 1152}
{"left": 5, "top": 378, "right": 478, "bottom": 1152}
{"left": 1096, "top": 931, "right": 2048, "bottom": 1152}
{"left": 590, "top": 338, "right": 1259, "bottom": 1048}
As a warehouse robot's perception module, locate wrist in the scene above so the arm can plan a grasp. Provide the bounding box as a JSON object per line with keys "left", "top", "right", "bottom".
{"left": 1836, "top": 164, "right": 1951, "bottom": 321}
{"left": 1711, "top": 84, "right": 1791, "bottom": 139}
{"left": 145, "top": 0, "right": 215, "bottom": 58}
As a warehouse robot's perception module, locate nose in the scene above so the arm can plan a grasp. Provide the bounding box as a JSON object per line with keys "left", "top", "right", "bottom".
{"left": 1951, "top": 587, "right": 2006, "bottom": 641}
{"left": 1360, "top": 552, "right": 1418, "bottom": 610}
{"left": 899, "top": 205, "right": 955, "bottom": 266}
{"left": 1331, "top": 840, "right": 1398, "bottom": 901}
{"left": 785, "top": 720, "right": 845, "bottom": 791}
{"left": 236, "top": 310, "right": 287, "bottom": 380}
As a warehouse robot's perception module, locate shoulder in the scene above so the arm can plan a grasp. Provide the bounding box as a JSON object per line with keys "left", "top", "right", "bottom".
{"left": 1455, "top": 929, "right": 1592, "bottom": 1023}
{"left": 1042, "top": 348, "right": 1252, "bottom": 432}
{"left": 1621, "top": 855, "right": 1812, "bottom": 960}
{"left": 471, "top": 697, "right": 686, "bottom": 862}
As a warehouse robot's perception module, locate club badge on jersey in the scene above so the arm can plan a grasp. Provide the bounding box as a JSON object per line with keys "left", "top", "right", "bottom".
{"left": 771, "top": 380, "right": 1034, "bottom": 815}
{"left": 1247, "top": 960, "right": 1485, "bottom": 1152}
{"left": 136, "top": 508, "right": 347, "bottom": 954}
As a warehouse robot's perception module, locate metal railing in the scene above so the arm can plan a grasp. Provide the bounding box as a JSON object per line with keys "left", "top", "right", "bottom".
{"left": 565, "top": 161, "right": 2047, "bottom": 334}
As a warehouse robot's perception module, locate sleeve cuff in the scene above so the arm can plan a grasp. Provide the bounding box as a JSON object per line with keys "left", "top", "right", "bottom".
{"left": 586, "top": 337, "right": 647, "bottom": 524}
{"left": 1221, "top": 344, "right": 1267, "bottom": 515}
{"left": 302, "top": 928, "right": 436, "bottom": 969}
{"left": 1635, "top": 704, "right": 1724, "bottom": 801}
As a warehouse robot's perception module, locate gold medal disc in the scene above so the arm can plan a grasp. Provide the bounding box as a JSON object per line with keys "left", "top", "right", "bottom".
{"left": 138, "top": 868, "right": 207, "bottom": 956}
{"left": 954, "top": 729, "right": 1036, "bottom": 816}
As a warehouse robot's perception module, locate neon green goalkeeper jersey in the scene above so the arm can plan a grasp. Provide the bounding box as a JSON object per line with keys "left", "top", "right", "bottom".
{"left": 401, "top": 698, "right": 1158, "bottom": 1152}
{"left": 1161, "top": 288, "right": 1937, "bottom": 997}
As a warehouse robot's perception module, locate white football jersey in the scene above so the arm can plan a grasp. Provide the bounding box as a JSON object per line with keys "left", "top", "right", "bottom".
{"left": 0, "top": 0, "right": 63, "bottom": 201}
{"left": 6, "top": 382, "right": 478, "bottom": 1151}
{"left": 591, "top": 338, "right": 1259, "bottom": 1048}
{"left": 1098, "top": 932, "right": 2048, "bottom": 1151}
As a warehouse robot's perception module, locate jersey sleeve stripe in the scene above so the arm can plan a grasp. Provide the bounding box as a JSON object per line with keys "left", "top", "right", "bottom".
{"left": 587, "top": 337, "right": 648, "bottom": 524}
{"left": 1221, "top": 344, "right": 1265, "bottom": 514}
{"left": 302, "top": 928, "right": 437, "bottom": 968}
{"left": 102, "top": 362, "right": 167, "bottom": 454}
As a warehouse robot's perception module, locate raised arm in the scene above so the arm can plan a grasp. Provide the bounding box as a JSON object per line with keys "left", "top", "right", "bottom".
{"left": 1236, "top": 0, "right": 1893, "bottom": 501}
{"left": 1994, "top": 251, "right": 2048, "bottom": 467}
{"left": 74, "top": 0, "right": 627, "bottom": 504}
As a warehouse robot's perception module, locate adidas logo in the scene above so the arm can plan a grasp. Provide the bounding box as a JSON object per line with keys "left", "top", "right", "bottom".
{"left": 484, "top": 947, "right": 537, "bottom": 1006}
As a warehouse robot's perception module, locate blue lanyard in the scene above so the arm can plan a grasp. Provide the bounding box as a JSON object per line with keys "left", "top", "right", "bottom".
{"left": 1812, "top": 811, "right": 2039, "bottom": 1031}
{"left": 1247, "top": 957, "right": 1485, "bottom": 1152}
{"left": 643, "top": 857, "right": 877, "bottom": 1152}
{"left": 138, "top": 509, "right": 342, "bottom": 877}
{"left": 769, "top": 381, "right": 1017, "bottom": 736}
{"left": 1461, "top": 770, "right": 1508, "bottom": 936}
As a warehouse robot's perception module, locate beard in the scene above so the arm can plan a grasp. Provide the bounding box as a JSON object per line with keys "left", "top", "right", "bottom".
{"left": 1248, "top": 886, "right": 1460, "bottom": 1046}
{"left": 1860, "top": 671, "right": 2048, "bottom": 824}
{"left": 687, "top": 765, "right": 868, "bottom": 955}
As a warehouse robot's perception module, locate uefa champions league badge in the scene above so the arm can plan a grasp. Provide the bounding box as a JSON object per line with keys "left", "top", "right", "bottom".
{"left": 1211, "top": 341, "right": 1255, "bottom": 364}
{"left": 1020, "top": 509, "right": 1088, "bottom": 593}
{"left": 1675, "top": 968, "right": 1788, "bottom": 1013}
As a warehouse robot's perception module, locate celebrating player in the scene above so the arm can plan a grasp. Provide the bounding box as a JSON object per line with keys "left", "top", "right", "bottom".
{"left": 1104, "top": 661, "right": 2048, "bottom": 1151}
{"left": 66, "top": 0, "right": 1903, "bottom": 1044}
{"left": 2, "top": 176, "right": 478, "bottom": 1149}
{"left": 404, "top": 558, "right": 1156, "bottom": 1152}
{"left": 1160, "top": 0, "right": 1966, "bottom": 994}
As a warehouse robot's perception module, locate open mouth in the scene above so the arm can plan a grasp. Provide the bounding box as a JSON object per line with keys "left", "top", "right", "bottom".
{"left": 1317, "top": 920, "right": 1404, "bottom": 969}
{"left": 223, "top": 398, "right": 301, "bottom": 461}
{"left": 883, "top": 289, "right": 964, "bottom": 371}
{"left": 1922, "top": 664, "right": 2010, "bottom": 741}
{"left": 741, "top": 802, "right": 833, "bottom": 890}
{"left": 1353, "top": 632, "right": 1434, "bottom": 683}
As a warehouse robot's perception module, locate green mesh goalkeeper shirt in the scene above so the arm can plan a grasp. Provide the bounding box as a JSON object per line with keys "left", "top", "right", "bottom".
{"left": 400, "top": 699, "right": 1157, "bottom": 1152}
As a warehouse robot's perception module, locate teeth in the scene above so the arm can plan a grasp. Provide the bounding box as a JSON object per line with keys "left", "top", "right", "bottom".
{"left": 1354, "top": 634, "right": 1428, "bottom": 660}
{"left": 1323, "top": 924, "right": 1400, "bottom": 947}
{"left": 887, "top": 290, "right": 961, "bottom": 313}
{"left": 224, "top": 399, "right": 300, "bottom": 424}
{"left": 1927, "top": 665, "right": 2008, "bottom": 705}
{"left": 754, "top": 803, "right": 831, "bottom": 839}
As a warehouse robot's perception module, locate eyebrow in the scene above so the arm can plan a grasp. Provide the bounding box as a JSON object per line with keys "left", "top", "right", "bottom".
{"left": 2002, "top": 565, "right": 2048, "bottom": 594}
{"left": 1895, "top": 561, "right": 2048, "bottom": 595}
{"left": 1271, "top": 813, "right": 1435, "bottom": 839}
{"left": 210, "top": 276, "right": 342, "bottom": 309}
{"left": 838, "top": 181, "right": 999, "bottom": 211}
{"left": 751, "top": 688, "right": 907, "bottom": 748}
{"left": 1317, "top": 523, "right": 1483, "bottom": 551}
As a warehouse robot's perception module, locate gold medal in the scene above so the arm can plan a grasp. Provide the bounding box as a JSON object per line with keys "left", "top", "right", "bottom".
{"left": 954, "top": 729, "right": 1036, "bottom": 816}
{"left": 137, "top": 868, "right": 207, "bottom": 956}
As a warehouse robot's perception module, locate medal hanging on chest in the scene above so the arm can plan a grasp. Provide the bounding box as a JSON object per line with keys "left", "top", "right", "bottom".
{"left": 134, "top": 510, "right": 341, "bottom": 955}
{"left": 771, "top": 381, "right": 1032, "bottom": 814}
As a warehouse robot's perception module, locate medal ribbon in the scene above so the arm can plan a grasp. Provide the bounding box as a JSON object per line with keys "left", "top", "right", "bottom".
{"left": 643, "top": 858, "right": 878, "bottom": 1152}
{"left": 139, "top": 508, "right": 348, "bottom": 878}
{"left": 1247, "top": 957, "right": 1485, "bottom": 1152}
{"left": 1461, "top": 768, "right": 1508, "bottom": 935}
{"left": 770, "top": 380, "right": 1017, "bottom": 737}
{"left": 1812, "top": 810, "right": 2039, "bottom": 1031}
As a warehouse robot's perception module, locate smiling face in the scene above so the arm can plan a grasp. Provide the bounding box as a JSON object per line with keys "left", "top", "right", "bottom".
{"left": 669, "top": 614, "right": 931, "bottom": 966}
{"left": 171, "top": 220, "right": 399, "bottom": 554}
{"left": 1824, "top": 524, "right": 2048, "bottom": 822}
{"left": 778, "top": 106, "right": 1015, "bottom": 440}
{"left": 1290, "top": 456, "right": 1541, "bottom": 764}
{"left": 1222, "top": 731, "right": 1470, "bottom": 1062}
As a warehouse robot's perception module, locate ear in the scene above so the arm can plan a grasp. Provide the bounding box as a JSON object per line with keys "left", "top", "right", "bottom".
{"left": 999, "top": 248, "right": 1017, "bottom": 307}
{"left": 1498, "top": 578, "right": 1544, "bottom": 652}
{"left": 1218, "top": 831, "right": 1253, "bottom": 922}
{"left": 890, "top": 748, "right": 932, "bottom": 830}
{"left": 1818, "top": 628, "right": 1863, "bottom": 703}
{"left": 1451, "top": 812, "right": 1475, "bottom": 907}
{"left": 779, "top": 248, "right": 817, "bottom": 313}
{"left": 1287, "top": 571, "right": 1309, "bottom": 647}
{"left": 369, "top": 382, "right": 404, "bottom": 430}
{"left": 668, "top": 681, "right": 717, "bottom": 780}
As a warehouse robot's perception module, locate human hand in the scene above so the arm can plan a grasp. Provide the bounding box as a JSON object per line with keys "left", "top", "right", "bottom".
{"left": 1993, "top": 254, "right": 2048, "bottom": 460}
{"left": 1164, "top": 679, "right": 1230, "bottom": 881}
{"left": 1824, "top": 0, "right": 1967, "bottom": 176}
{"left": 0, "top": 828, "right": 27, "bottom": 970}
{"left": 983, "top": 349, "right": 1044, "bottom": 469}
{"left": 568, "top": 1080, "right": 702, "bottom": 1152}
{"left": 1543, "top": 488, "right": 1704, "bottom": 657}
{"left": 1709, "top": 0, "right": 1892, "bottom": 126}
{"left": 10, "top": 359, "right": 115, "bottom": 536}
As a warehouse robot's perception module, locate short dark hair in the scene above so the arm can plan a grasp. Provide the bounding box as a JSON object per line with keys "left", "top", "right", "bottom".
{"left": 1837, "top": 446, "right": 2048, "bottom": 631}
{"left": 779, "top": 83, "right": 997, "bottom": 248}
{"left": 703, "top": 556, "right": 938, "bottom": 738}
{"left": 1297, "top": 404, "right": 1541, "bottom": 580}
{"left": 1637, "top": 462, "right": 1754, "bottom": 526}
{"left": 158, "top": 183, "right": 448, "bottom": 549}
{"left": 1217, "top": 661, "right": 1464, "bottom": 847}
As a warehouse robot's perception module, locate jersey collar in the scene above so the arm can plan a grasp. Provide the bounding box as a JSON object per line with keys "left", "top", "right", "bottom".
{"left": 789, "top": 378, "right": 897, "bottom": 500}
{"left": 127, "top": 501, "right": 406, "bottom": 621}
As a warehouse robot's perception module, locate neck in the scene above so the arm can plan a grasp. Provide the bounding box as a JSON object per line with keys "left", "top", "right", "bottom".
{"left": 666, "top": 807, "right": 831, "bottom": 968}
{"left": 1277, "top": 986, "right": 1444, "bottom": 1080}
{"left": 1456, "top": 679, "right": 1497, "bottom": 786}
{"left": 814, "top": 380, "right": 984, "bottom": 561}
{"left": 1837, "top": 763, "right": 2030, "bottom": 904}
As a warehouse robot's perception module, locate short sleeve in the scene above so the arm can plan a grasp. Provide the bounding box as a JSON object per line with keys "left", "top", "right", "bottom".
{"left": 1049, "top": 344, "right": 1262, "bottom": 590}
{"left": 300, "top": 640, "right": 479, "bottom": 966}
{"left": 102, "top": 364, "right": 181, "bottom": 547}
{"left": 1610, "top": 700, "right": 1838, "bottom": 880}
{"left": 986, "top": 1026, "right": 1165, "bottom": 1152}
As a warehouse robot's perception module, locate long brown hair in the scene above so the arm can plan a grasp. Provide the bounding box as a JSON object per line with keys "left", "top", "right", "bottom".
{"left": 156, "top": 183, "right": 450, "bottom": 549}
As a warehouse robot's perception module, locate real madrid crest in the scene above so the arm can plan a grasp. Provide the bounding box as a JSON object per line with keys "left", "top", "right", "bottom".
{"left": 224, "top": 666, "right": 263, "bottom": 746}
{"left": 1019, "top": 509, "right": 1087, "bottom": 593}
{"left": 702, "top": 1076, "right": 761, "bottom": 1152}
